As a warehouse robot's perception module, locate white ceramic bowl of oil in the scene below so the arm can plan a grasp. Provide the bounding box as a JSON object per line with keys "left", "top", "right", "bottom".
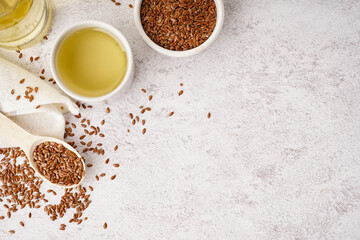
{"left": 50, "top": 21, "right": 134, "bottom": 102}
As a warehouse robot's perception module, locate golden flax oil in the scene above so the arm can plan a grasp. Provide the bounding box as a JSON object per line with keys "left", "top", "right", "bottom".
{"left": 0, "top": 0, "right": 32, "bottom": 30}
{"left": 56, "top": 28, "right": 127, "bottom": 97}
{"left": 0, "top": 0, "right": 52, "bottom": 49}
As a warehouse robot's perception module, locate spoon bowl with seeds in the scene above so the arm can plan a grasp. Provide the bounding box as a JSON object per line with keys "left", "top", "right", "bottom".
{"left": 0, "top": 112, "right": 85, "bottom": 188}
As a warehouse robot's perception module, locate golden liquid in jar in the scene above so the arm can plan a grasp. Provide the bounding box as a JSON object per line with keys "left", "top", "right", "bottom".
{"left": 56, "top": 28, "right": 127, "bottom": 97}
{"left": 0, "top": 0, "right": 33, "bottom": 30}
{"left": 0, "top": 0, "right": 52, "bottom": 50}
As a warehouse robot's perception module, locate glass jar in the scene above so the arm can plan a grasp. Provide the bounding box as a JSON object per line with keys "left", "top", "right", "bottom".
{"left": 0, "top": 0, "right": 52, "bottom": 50}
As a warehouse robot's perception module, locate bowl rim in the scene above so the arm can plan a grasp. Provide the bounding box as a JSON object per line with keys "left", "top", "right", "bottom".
{"left": 134, "top": 0, "right": 224, "bottom": 58}
{"left": 50, "top": 20, "right": 133, "bottom": 102}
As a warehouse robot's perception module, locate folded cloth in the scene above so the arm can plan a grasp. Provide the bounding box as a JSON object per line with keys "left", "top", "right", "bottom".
{"left": 0, "top": 57, "right": 79, "bottom": 148}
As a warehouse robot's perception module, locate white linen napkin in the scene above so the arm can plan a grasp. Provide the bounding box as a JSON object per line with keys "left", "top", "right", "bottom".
{"left": 0, "top": 57, "right": 79, "bottom": 148}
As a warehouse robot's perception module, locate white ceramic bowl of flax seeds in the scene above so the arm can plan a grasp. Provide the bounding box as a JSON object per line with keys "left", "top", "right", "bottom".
{"left": 134, "top": 0, "right": 224, "bottom": 58}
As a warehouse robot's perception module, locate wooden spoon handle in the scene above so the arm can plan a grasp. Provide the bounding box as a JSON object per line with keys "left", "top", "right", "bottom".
{"left": 0, "top": 112, "right": 34, "bottom": 150}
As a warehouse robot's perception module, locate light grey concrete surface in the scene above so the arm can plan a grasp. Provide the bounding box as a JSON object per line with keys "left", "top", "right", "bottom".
{"left": 0, "top": 0, "right": 360, "bottom": 239}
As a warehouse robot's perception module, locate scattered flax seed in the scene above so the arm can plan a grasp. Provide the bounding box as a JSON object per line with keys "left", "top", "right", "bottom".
{"left": 207, "top": 112, "right": 211, "bottom": 118}
{"left": 35, "top": 87, "right": 38, "bottom": 93}
{"left": 71, "top": 123, "right": 76, "bottom": 128}
{"left": 40, "top": 76, "right": 45, "bottom": 80}
{"left": 132, "top": 119, "right": 136, "bottom": 125}
{"left": 43, "top": 36, "right": 48, "bottom": 40}
{"left": 142, "top": 120, "right": 146, "bottom": 125}
{"left": 142, "top": 128, "right": 146, "bottom": 134}
{"left": 36, "top": 105, "right": 41, "bottom": 109}
{"left": 145, "top": 107, "right": 151, "bottom": 111}
{"left": 129, "top": 4, "right": 133, "bottom": 8}
{"left": 30, "top": 56, "right": 33, "bottom": 62}
{"left": 106, "top": 107, "right": 110, "bottom": 113}
{"left": 80, "top": 135, "right": 86, "bottom": 140}
{"left": 100, "top": 173, "right": 106, "bottom": 177}
{"left": 41, "top": 69, "right": 45, "bottom": 74}
{"left": 16, "top": 50, "right": 20, "bottom": 53}
{"left": 16, "top": 95, "right": 21, "bottom": 100}
{"left": 7, "top": 211, "right": 11, "bottom": 218}
{"left": 141, "top": 89, "right": 146, "bottom": 93}
{"left": 20, "top": 221, "right": 24, "bottom": 227}
{"left": 110, "top": 175, "right": 116, "bottom": 180}
{"left": 103, "top": 222, "right": 107, "bottom": 229}
{"left": 135, "top": 116, "right": 139, "bottom": 122}
{"left": 169, "top": 112, "right": 174, "bottom": 116}
{"left": 148, "top": 95, "right": 153, "bottom": 101}
{"left": 11, "top": 89, "right": 14, "bottom": 95}
{"left": 129, "top": 113, "right": 133, "bottom": 119}
{"left": 19, "top": 78, "right": 25, "bottom": 84}
{"left": 99, "top": 133, "right": 105, "bottom": 138}
{"left": 141, "top": 109, "right": 146, "bottom": 114}
{"left": 139, "top": 106, "right": 144, "bottom": 109}
{"left": 113, "top": 164, "right": 120, "bottom": 168}
{"left": 105, "top": 159, "right": 109, "bottom": 164}
{"left": 180, "top": 83, "right": 183, "bottom": 86}
{"left": 0, "top": 216, "right": 4, "bottom": 220}
{"left": 115, "top": 2, "right": 120, "bottom": 5}
{"left": 114, "top": 145, "right": 118, "bottom": 151}
{"left": 19, "top": 53, "right": 23, "bottom": 58}
{"left": 95, "top": 175, "right": 99, "bottom": 181}
{"left": 86, "top": 164, "right": 93, "bottom": 167}
{"left": 179, "top": 90, "right": 184, "bottom": 96}
{"left": 34, "top": 56, "right": 40, "bottom": 61}
{"left": 127, "top": 129, "right": 130, "bottom": 133}
{"left": 101, "top": 120, "right": 105, "bottom": 125}
{"left": 9, "top": 230, "right": 15, "bottom": 234}
{"left": 89, "top": 186, "right": 93, "bottom": 191}
{"left": 29, "top": 213, "right": 32, "bottom": 218}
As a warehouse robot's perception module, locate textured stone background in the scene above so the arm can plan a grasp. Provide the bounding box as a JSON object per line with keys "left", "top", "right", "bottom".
{"left": 0, "top": 0, "right": 360, "bottom": 239}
